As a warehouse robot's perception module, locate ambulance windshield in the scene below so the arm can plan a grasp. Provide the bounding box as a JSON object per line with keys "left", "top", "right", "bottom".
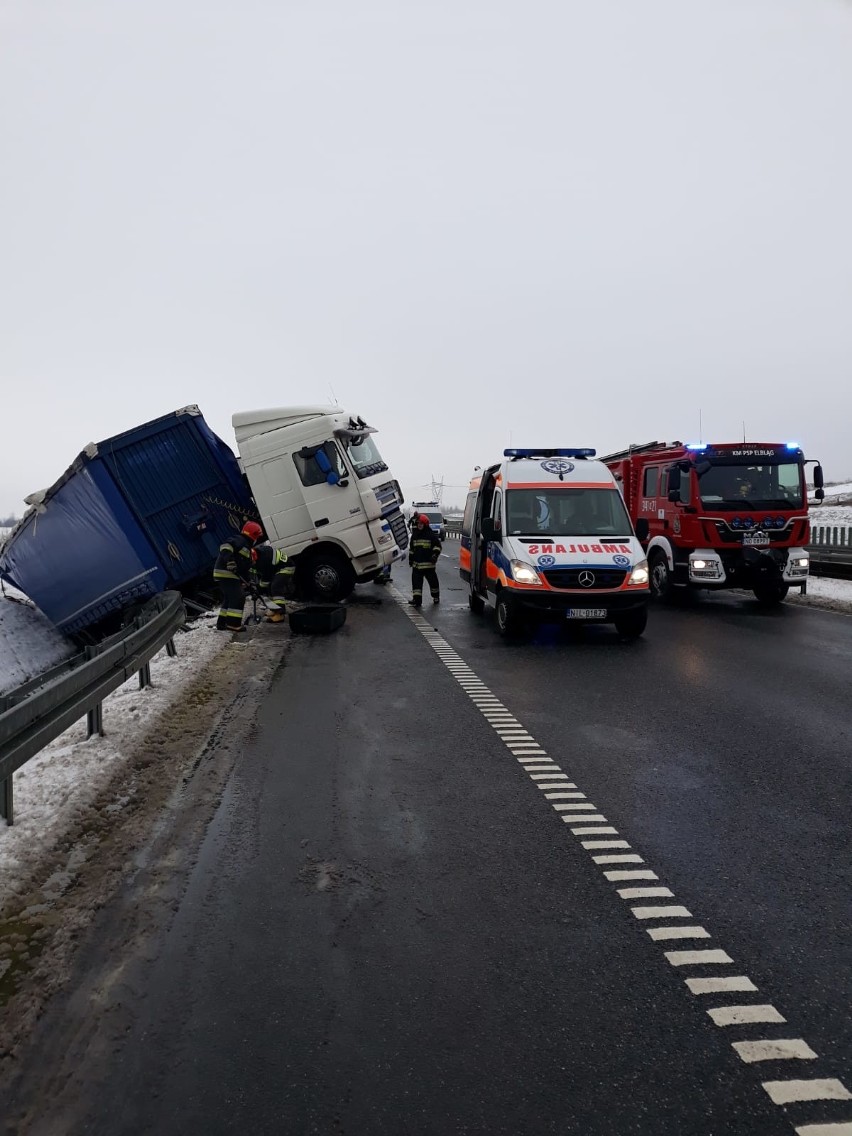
{"left": 506, "top": 488, "right": 633, "bottom": 537}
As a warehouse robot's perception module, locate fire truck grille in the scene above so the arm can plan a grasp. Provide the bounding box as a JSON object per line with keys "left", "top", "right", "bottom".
{"left": 542, "top": 568, "right": 628, "bottom": 590}
{"left": 711, "top": 521, "right": 795, "bottom": 544}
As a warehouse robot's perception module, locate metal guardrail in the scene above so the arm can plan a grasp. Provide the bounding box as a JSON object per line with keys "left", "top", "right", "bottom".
{"left": 444, "top": 519, "right": 463, "bottom": 539}
{"left": 808, "top": 525, "right": 852, "bottom": 579}
{"left": 0, "top": 591, "right": 187, "bottom": 826}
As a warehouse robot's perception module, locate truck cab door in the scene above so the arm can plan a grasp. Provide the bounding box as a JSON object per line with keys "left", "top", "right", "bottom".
{"left": 293, "top": 441, "right": 363, "bottom": 537}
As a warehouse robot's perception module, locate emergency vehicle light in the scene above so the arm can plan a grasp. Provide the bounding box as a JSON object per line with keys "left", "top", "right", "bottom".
{"left": 686, "top": 443, "right": 707, "bottom": 451}
{"left": 503, "top": 448, "right": 596, "bottom": 459}
{"left": 785, "top": 442, "right": 800, "bottom": 450}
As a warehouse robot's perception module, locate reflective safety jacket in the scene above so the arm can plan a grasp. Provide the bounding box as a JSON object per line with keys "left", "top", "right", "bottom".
{"left": 409, "top": 527, "right": 442, "bottom": 570}
{"left": 251, "top": 545, "right": 296, "bottom": 586}
{"left": 214, "top": 532, "right": 256, "bottom": 583}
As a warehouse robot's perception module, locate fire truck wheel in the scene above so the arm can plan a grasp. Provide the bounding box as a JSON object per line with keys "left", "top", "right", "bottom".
{"left": 469, "top": 591, "right": 485, "bottom": 615}
{"left": 649, "top": 551, "right": 672, "bottom": 601}
{"left": 753, "top": 582, "right": 789, "bottom": 606}
{"left": 614, "top": 609, "right": 648, "bottom": 641}
{"left": 495, "top": 590, "right": 524, "bottom": 638}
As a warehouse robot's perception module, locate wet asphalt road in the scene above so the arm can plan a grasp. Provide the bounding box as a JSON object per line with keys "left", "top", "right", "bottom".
{"left": 6, "top": 558, "right": 852, "bottom": 1135}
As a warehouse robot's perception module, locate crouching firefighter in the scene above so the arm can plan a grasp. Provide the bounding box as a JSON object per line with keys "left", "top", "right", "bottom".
{"left": 251, "top": 544, "right": 296, "bottom": 622}
{"left": 409, "top": 513, "right": 442, "bottom": 607}
{"left": 214, "top": 520, "right": 264, "bottom": 631}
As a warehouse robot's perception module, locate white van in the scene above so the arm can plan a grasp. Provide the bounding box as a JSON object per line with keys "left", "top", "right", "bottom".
{"left": 459, "top": 448, "right": 650, "bottom": 639}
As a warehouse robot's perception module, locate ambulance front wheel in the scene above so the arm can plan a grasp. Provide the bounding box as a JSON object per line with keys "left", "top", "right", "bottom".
{"left": 614, "top": 608, "right": 647, "bottom": 641}
{"left": 495, "top": 591, "right": 524, "bottom": 638}
{"left": 469, "top": 591, "right": 485, "bottom": 615}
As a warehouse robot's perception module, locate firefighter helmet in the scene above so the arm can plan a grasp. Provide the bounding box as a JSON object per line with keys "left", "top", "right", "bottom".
{"left": 241, "top": 521, "right": 263, "bottom": 542}
{"left": 418, "top": 514, "right": 430, "bottom": 526}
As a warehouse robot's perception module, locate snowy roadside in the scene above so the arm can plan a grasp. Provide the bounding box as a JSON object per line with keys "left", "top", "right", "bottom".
{"left": 786, "top": 574, "right": 852, "bottom": 617}
{"left": 0, "top": 613, "right": 230, "bottom": 911}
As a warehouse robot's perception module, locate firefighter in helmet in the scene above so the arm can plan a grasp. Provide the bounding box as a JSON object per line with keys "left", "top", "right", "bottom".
{"left": 214, "top": 520, "right": 264, "bottom": 632}
{"left": 251, "top": 544, "right": 296, "bottom": 622}
{"left": 409, "top": 513, "right": 442, "bottom": 607}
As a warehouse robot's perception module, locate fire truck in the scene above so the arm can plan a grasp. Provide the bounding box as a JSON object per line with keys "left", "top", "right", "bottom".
{"left": 601, "top": 441, "right": 825, "bottom": 605}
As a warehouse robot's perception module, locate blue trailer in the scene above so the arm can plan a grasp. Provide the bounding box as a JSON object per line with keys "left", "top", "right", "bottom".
{"left": 0, "top": 406, "right": 257, "bottom": 636}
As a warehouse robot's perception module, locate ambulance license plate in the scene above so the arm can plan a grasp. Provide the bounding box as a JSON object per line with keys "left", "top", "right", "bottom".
{"left": 566, "top": 608, "right": 607, "bottom": 619}
{"left": 742, "top": 531, "right": 769, "bottom": 547}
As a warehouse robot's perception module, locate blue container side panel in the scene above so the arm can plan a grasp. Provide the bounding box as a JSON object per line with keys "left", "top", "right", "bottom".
{"left": 96, "top": 413, "right": 257, "bottom": 588}
{"left": 0, "top": 463, "right": 166, "bottom": 633}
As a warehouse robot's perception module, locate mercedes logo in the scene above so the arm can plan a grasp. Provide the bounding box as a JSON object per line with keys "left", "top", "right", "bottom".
{"left": 578, "top": 570, "right": 595, "bottom": 587}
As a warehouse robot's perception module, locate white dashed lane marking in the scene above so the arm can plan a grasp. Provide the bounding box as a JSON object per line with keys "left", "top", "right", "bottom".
{"left": 393, "top": 592, "right": 852, "bottom": 1135}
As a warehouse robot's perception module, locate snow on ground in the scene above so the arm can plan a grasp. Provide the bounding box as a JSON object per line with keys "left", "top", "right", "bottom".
{"left": 0, "top": 613, "right": 229, "bottom": 909}
{"left": 0, "top": 587, "right": 76, "bottom": 695}
{"left": 810, "top": 504, "right": 852, "bottom": 530}
{"left": 786, "top": 574, "right": 852, "bottom": 616}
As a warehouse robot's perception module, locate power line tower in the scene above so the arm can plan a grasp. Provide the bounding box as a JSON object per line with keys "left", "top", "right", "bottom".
{"left": 430, "top": 474, "right": 445, "bottom": 507}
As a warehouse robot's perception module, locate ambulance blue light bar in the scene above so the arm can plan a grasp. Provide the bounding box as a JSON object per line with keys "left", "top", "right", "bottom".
{"left": 503, "top": 447, "right": 596, "bottom": 459}
{"left": 686, "top": 443, "right": 707, "bottom": 451}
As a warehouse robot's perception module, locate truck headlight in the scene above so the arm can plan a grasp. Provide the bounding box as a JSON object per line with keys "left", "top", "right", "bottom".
{"left": 794, "top": 556, "right": 809, "bottom": 568}
{"left": 692, "top": 559, "right": 707, "bottom": 570}
{"left": 510, "top": 560, "right": 542, "bottom": 585}
{"left": 629, "top": 559, "right": 649, "bottom": 585}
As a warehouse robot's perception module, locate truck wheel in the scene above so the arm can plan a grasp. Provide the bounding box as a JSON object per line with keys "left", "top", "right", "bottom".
{"left": 614, "top": 609, "right": 648, "bottom": 641}
{"left": 469, "top": 591, "right": 485, "bottom": 615}
{"left": 495, "top": 590, "right": 524, "bottom": 638}
{"left": 649, "top": 551, "right": 672, "bottom": 601}
{"left": 304, "top": 551, "right": 355, "bottom": 601}
{"left": 753, "top": 582, "right": 789, "bottom": 606}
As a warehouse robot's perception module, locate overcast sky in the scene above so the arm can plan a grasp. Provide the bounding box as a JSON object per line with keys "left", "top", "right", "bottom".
{"left": 2, "top": 0, "right": 851, "bottom": 515}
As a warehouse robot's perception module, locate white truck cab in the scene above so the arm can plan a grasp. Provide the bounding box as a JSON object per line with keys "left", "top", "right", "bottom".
{"left": 233, "top": 406, "right": 407, "bottom": 599}
{"left": 460, "top": 448, "right": 650, "bottom": 639}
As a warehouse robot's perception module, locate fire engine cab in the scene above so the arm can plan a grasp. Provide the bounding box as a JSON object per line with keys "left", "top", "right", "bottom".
{"left": 460, "top": 448, "right": 650, "bottom": 639}
{"left": 601, "top": 441, "right": 824, "bottom": 605}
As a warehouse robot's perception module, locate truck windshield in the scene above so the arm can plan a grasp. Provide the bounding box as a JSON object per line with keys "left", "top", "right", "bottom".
{"left": 344, "top": 434, "right": 388, "bottom": 479}
{"left": 697, "top": 461, "right": 804, "bottom": 510}
{"left": 506, "top": 488, "right": 633, "bottom": 537}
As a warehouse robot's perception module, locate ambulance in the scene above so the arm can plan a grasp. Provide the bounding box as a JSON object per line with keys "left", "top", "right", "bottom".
{"left": 459, "top": 448, "right": 651, "bottom": 639}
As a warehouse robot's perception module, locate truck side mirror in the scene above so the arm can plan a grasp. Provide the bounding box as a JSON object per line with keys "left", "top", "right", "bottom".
{"left": 481, "top": 517, "right": 497, "bottom": 541}
{"left": 635, "top": 518, "right": 649, "bottom": 542}
{"left": 668, "top": 488, "right": 681, "bottom": 503}
{"left": 814, "top": 464, "right": 824, "bottom": 489}
{"left": 815, "top": 488, "right": 825, "bottom": 501}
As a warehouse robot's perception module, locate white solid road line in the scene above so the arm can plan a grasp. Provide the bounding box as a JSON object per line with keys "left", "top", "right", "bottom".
{"left": 762, "top": 1080, "right": 852, "bottom": 1105}
{"left": 708, "top": 1005, "right": 786, "bottom": 1027}
{"left": 394, "top": 592, "right": 852, "bottom": 1135}
{"left": 733, "top": 1039, "right": 818, "bottom": 1064}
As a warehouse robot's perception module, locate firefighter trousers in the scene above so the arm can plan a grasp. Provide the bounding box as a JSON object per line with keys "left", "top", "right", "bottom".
{"left": 216, "top": 578, "right": 246, "bottom": 630}
{"left": 411, "top": 565, "right": 440, "bottom": 605}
